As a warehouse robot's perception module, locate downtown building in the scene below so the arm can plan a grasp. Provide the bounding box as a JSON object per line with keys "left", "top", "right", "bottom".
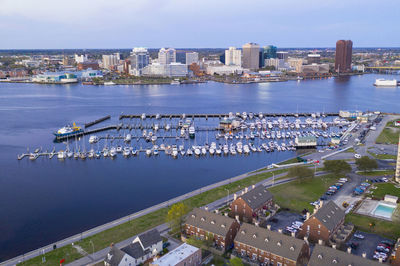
{"left": 129, "top": 47, "right": 150, "bottom": 76}
{"left": 102, "top": 53, "right": 120, "bottom": 70}
{"left": 335, "top": 40, "right": 353, "bottom": 73}
{"left": 225, "top": 47, "right": 242, "bottom": 66}
{"left": 242, "top": 43, "right": 260, "bottom": 70}
{"left": 158, "top": 48, "right": 176, "bottom": 64}
{"left": 185, "top": 52, "right": 199, "bottom": 65}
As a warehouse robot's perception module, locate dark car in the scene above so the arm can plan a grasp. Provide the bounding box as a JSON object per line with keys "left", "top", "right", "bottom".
{"left": 270, "top": 218, "right": 279, "bottom": 223}
{"left": 320, "top": 196, "right": 327, "bottom": 200}
{"left": 347, "top": 242, "right": 359, "bottom": 249}
{"left": 380, "top": 240, "right": 395, "bottom": 247}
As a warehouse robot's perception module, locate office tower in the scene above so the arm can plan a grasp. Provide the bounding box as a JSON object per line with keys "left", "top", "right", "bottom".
{"left": 158, "top": 48, "right": 176, "bottom": 64}
{"left": 263, "top": 45, "right": 277, "bottom": 59}
{"left": 225, "top": 47, "right": 242, "bottom": 66}
{"left": 276, "top": 51, "right": 289, "bottom": 60}
{"left": 129, "top": 47, "right": 150, "bottom": 71}
{"left": 307, "top": 54, "right": 321, "bottom": 64}
{"left": 335, "top": 40, "right": 353, "bottom": 73}
{"left": 102, "top": 54, "right": 119, "bottom": 70}
{"left": 185, "top": 52, "right": 199, "bottom": 65}
{"left": 242, "top": 43, "right": 260, "bottom": 70}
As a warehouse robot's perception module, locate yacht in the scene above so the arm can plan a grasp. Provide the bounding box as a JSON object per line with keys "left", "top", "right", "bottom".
{"left": 172, "top": 147, "right": 178, "bottom": 158}
{"left": 151, "top": 135, "right": 158, "bottom": 142}
{"left": 189, "top": 126, "right": 195, "bottom": 138}
{"left": 187, "top": 148, "right": 193, "bottom": 156}
{"left": 216, "top": 148, "right": 222, "bottom": 155}
{"left": 153, "top": 149, "right": 159, "bottom": 156}
{"left": 146, "top": 149, "right": 152, "bottom": 156}
{"left": 131, "top": 149, "right": 138, "bottom": 156}
{"left": 194, "top": 147, "right": 201, "bottom": 156}
{"left": 141, "top": 113, "right": 146, "bottom": 120}
{"left": 123, "top": 147, "right": 131, "bottom": 157}
{"left": 57, "top": 150, "right": 66, "bottom": 160}
{"left": 165, "top": 124, "right": 171, "bottom": 131}
{"left": 201, "top": 147, "right": 207, "bottom": 155}
{"left": 125, "top": 134, "right": 132, "bottom": 142}
{"left": 116, "top": 146, "right": 123, "bottom": 153}
{"left": 109, "top": 147, "right": 117, "bottom": 158}
{"left": 209, "top": 148, "right": 215, "bottom": 155}
{"left": 89, "top": 135, "right": 99, "bottom": 144}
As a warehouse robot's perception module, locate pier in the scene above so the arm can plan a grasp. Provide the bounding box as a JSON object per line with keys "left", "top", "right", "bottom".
{"left": 85, "top": 115, "right": 111, "bottom": 128}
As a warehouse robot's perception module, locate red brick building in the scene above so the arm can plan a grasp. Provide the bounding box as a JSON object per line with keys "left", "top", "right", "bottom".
{"left": 184, "top": 208, "right": 240, "bottom": 250}
{"left": 234, "top": 223, "right": 310, "bottom": 266}
{"left": 297, "top": 201, "right": 345, "bottom": 244}
{"left": 230, "top": 185, "right": 273, "bottom": 222}
{"left": 77, "top": 61, "right": 99, "bottom": 70}
{"left": 335, "top": 40, "right": 353, "bottom": 73}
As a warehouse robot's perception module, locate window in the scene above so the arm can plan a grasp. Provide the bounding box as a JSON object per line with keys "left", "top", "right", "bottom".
{"left": 307, "top": 225, "right": 310, "bottom": 231}
{"left": 235, "top": 205, "right": 238, "bottom": 211}
{"left": 318, "top": 231, "right": 320, "bottom": 235}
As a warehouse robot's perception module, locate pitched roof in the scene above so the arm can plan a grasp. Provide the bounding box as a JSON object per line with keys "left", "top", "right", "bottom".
{"left": 185, "top": 208, "right": 237, "bottom": 236}
{"left": 121, "top": 242, "right": 147, "bottom": 259}
{"left": 138, "top": 229, "right": 162, "bottom": 248}
{"left": 239, "top": 186, "right": 273, "bottom": 210}
{"left": 312, "top": 201, "right": 345, "bottom": 232}
{"left": 309, "top": 245, "right": 383, "bottom": 266}
{"left": 234, "top": 223, "right": 307, "bottom": 262}
{"left": 104, "top": 245, "right": 125, "bottom": 266}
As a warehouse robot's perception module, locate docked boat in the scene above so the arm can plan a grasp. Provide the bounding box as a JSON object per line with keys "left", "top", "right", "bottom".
{"left": 104, "top": 81, "right": 116, "bottom": 85}
{"left": 116, "top": 146, "right": 123, "bottom": 153}
{"left": 54, "top": 123, "right": 83, "bottom": 138}
{"left": 57, "top": 151, "right": 66, "bottom": 160}
{"left": 374, "top": 79, "right": 397, "bottom": 87}
{"left": 123, "top": 147, "right": 131, "bottom": 157}
{"left": 189, "top": 126, "right": 195, "bottom": 138}
{"left": 125, "top": 134, "right": 132, "bottom": 142}
{"left": 89, "top": 135, "right": 99, "bottom": 144}
{"left": 187, "top": 148, "right": 193, "bottom": 156}
{"left": 146, "top": 149, "right": 152, "bottom": 156}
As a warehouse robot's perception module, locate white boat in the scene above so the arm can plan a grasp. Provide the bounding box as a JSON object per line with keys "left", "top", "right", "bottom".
{"left": 201, "top": 147, "right": 207, "bottom": 155}
{"left": 123, "top": 147, "right": 130, "bottom": 157}
{"left": 88, "top": 150, "right": 94, "bottom": 158}
{"left": 187, "top": 149, "right": 193, "bottom": 156}
{"left": 156, "top": 113, "right": 161, "bottom": 119}
{"left": 374, "top": 79, "right": 397, "bottom": 87}
{"left": 116, "top": 146, "right": 123, "bottom": 153}
{"left": 131, "top": 150, "right": 138, "bottom": 156}
{"left": 146, "top": 149, "right": 152, "bottom": 156}
{"left": 151, "top": 135, "right": 158, "bottom": 142}
{"left": 171, "top": 79, "right": 180, "bottom": 85}
{"left": 216, "top": 148, "right": 222, "bottom": 155}
{"left": 109, "top": 147, "right": 117, "bottom": 157}
{"left": 172, "top": 147, "right": 178, "bottom": 158}
{"left": 153, "top": 149, "right": 159, "bottom": 156}
{"left": 57, "top": 150, "right": 66, "bottom": 160}
{"left": 125, "top": 134, "right": 132, "bottom": 142}
{"left": 209, "top": 148, "right": 215, "bottom": 155}
{"left": 141, "top": 113, "right": 146, "bottom": 120}
{"left": 104, "top": 81, "right": 116, "bottom": 85}
{"left": 66, "top": 150, "right": 73, "bottom": 158}
{"left": 154, "top": 124, "right": 159, "bottom": 131}
{"left": 89, "top": 135, "right": 99, "bottom": 144}
{"left": 189, "top": 126, "right": 195, "bottom": 138}
{"left": 165, "top": 124, "right": 171, "bottom": 131}
{"left": 194, "top": 148, "right": 201, "bottom": 156}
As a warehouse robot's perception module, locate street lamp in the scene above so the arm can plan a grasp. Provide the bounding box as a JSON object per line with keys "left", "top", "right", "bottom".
{"left": 89, "top": 240, "right": 94, "bottom": 255}
{"left": 224, "top": 188, "right": 230, "bottom": 204}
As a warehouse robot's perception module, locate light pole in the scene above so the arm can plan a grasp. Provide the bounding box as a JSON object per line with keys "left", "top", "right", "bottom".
{"left": 89, "top": 240, "right": 94, "bottom": 255}
{"left": 224, "top": 188, "right": 229, "bottom": 205}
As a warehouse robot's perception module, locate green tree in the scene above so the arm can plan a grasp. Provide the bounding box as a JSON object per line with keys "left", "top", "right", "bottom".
{"left": 288, "top": 166, "right": 315, "bottom": 181}
{"left": 323, "top": 160, "right": 352, "bottom": 174}
{"left": 356, "top": 156, "right": 378, "bottom": 172}
{"left": 166, "top": 203, "right": 189, "bottom": 234}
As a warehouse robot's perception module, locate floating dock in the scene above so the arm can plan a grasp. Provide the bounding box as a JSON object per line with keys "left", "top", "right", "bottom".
{"left": 85, "top": 115, "right": 111, "bottom": 128}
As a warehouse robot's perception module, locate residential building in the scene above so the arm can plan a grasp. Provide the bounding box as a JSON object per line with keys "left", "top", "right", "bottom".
{"left": 158, "top": 48, "right": 176, "bottom": 65}
{"left": 150, "top": 243, "right": 201, "bottom": 266}
{"left": 309, "top": 244, "right": 382, "bottom": 266}
{"left": 335, "top": 40, "right": 353, "bottom": 73}
{"left": 141, "top": 62, "right": 188, "bottom": 77}
{"left": 265, "top": 58, "right": 285, "bottom": 70}
{"left": 104, "top": 229, "right": 162, "bottom": 266}
{"left": 288, "top": 58, "right": 304, "bottom": 73}
{"left": 225, "top": 47, "right": 242, "bottom": 66}
{"left": 129, "top": 47, "right": 150, "bottom": 76}
{"left": 185, "top": 52, "right": 199, "bottom": 65}
{"left": 74, "top": 54, "right": 88, "bottom": 63}
{"left": 102, "top": 54, "right": 120, "bottom": 70}
{"left": 277, "top": 51, "right": 289, "bottom": 60}
{"left": 234, "top": 223, "right": 310, "bottom": 266}
{"left": 184, "top": 208, "right": 240, "bottom": 250}
{"left": 230, "top": 185, "right": 273, "bottom": 221}
{"left": 307, "top": 54, "right": 321, "bottom": 64}
{"left": 242, "top": 43, "right": 260, "bottom": 70}
{"left": 77, "top": 61, "right": 99, "bottom": 70}
{"left": 396, "top": 134, "right": 400, "bottom": 183}
{"left": 62, "top": 56, "right": 74, "bottom": 66}
{"left": 298, "top": 201, "right": 345, "bottom": 243}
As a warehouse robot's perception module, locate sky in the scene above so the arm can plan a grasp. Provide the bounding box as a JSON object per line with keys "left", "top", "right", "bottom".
{"left": 0, "top": 0, "right": 398, "bottom": 49}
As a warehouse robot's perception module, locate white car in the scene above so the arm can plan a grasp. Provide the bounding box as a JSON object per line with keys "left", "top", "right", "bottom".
{"left": 353, "top": 233, "right": 365, "bottom": 239}
{"left": 354, "top": 153, "right": 361, "bottom": 159}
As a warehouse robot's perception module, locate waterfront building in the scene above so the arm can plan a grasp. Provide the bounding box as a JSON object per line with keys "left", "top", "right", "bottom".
{"left": 309, "top": 244, "right": 382, "bottom": 266}
{"left": 396, "top": 134, "right": 400, "bottom": 183}
{"left": 230, "top": 185, "right": 273, "bottom": 222}
{"left": 77, "top": 61, "right": 99, "bottom": 70}
{"left": 129, "top": 47, "right": 150, "bottom": 76}
{"left": 300, "top": 64, "right": 329, "bottom": 76}
{"left": 74, "top": 54, "right": 88, "bottom": 64}
{"left": 242, "top": 43, "right": 260, "bottom": 70}
{"left": 206, "top": 64, "right": 243, "bottom": 75}
{"left": 81, "top": 69, "right": 103, "bottom": 79}
{"left": 150, "top": 243, "right": 201, "bottom": 266}
{"left": 264, "top": 58, "right": 285, "bottom": 70}
{"left": 297, "top": 201, "right": 345, "bottom": 244}
{"left": 339, "top": 110, "right": 362, "bottom": 119}
{"left": 307, "top": 54, "right": 321, "bottom": 64}
{"left": 335, "top": 40, "right": 353, "bottom": 73}
{"left": 233, "top": 223, "right": 310, "bottom": 266}
{"left": 102, "top": 53, "right": 120, "bottom": 70}
{"left": 32, "top": 73, "right": 78, "bottom": 84}
{"left": 263, "top": 45, "right": 277, "bottom": 60}
{"left": 288, "top": 58, "right": 304, "bottom": 73}
{"left": 185, "top": 52, "right": 199, "bottom": 65}
{"left": 158, "top": 48, "right": 176, "bottom": 65}
{"left": 104, "top": 229, "right": 162, "bottom": 266}
{"left": 276, "top": 51, "right": 289, "bottom": 60}
{"left": 184, "top": 208, "right": 240, "bottom": 251}
{"left": 225, "top": 47, "right": 242, "bottom": 66}
{"left": 295, "top": 136, "right": 317, "bottom": 148}
{"left": 141, "top": 62, "right": 188, "bottom": 77}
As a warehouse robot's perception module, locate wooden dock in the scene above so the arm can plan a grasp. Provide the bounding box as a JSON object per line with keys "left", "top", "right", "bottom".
{"left": 85, "top": 115, "right": 111, "bottom": 128}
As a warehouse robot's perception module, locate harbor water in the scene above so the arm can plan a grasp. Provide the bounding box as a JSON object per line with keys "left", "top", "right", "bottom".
{"left": 0, "top": 73, "right": 399, "bottom": 261}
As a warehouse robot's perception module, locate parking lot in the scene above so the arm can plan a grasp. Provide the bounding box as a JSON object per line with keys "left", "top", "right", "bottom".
{"left": 346, "top": 230, "right": 395, "bottom": 261}
{"left": 262, "top": 211, "right": 304, "bottom": 233}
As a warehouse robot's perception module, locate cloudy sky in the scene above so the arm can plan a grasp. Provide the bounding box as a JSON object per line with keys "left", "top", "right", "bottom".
{"left": 0, "top": 0, "right": 398, "bottom": 49}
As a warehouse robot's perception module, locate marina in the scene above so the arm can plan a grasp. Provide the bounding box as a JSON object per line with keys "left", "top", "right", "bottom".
{"left": 20, "top": 112, "right": 353, "bottom": 161}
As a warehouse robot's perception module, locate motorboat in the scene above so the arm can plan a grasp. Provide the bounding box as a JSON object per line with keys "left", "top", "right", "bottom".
{"left": 89, "top": 135, "right": 99, "bottom": 144}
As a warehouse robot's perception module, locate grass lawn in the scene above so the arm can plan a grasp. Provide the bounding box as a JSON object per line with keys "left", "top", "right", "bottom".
{"left": 345, "top": 147, "right": 356, "bottom": 153}
{"left": 346, "top": 213, "right": 400, "bottom": 240}
{"left": 367, "top": 151, "right": 397, "bottom": 160}
{"left": 268, "top": 173, "right": 341, "bottom": 213}
{"left": 18, "top": 169, "right": 287, "bottom": 265}
{"left": 376, "top": 120, "right": 399, "bottom": 144}
{"left": 369, "top": 183, "right": 400, "bottom": 199}
{"left": 359, "top": 170, "right": 395, "bottom": 176}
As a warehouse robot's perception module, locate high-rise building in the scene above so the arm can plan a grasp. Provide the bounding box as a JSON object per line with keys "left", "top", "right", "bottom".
{"left": 242, "top": 43, "right": 260, "bottom": 70}
{"left": 335, "top": 40, "right": 353, "bottom": 73}
{"left": 129, "top": 47, "right": 150, "bottom": 74}
{"left": 225, "top": 47, "right": 242, "bottom": 66}
{"left": 396, "top": 134, "right": 400, "bottom": 183}
{"left": 102, "top": 53, "right": 120, "bottom": 70}
{"left": 263, "top": 45, "right": 277, "bottom": 59}
{"left": 276, "top": 51, "right": 289, "bottom": 60}
{"left": 264, "top": 58, "right": 285, "bottom": 70}
{"left": 185, "top": 52, "right": 199, "bottom": 65}
{"left": 158, "top": 48, "right": 176, "bottom": 65}
{"left": 74, "top": 54, "right": 88, "bottom": 64}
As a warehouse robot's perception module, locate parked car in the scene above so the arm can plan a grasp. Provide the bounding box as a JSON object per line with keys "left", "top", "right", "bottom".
{"left": 353, "top": 233, "right": 365, "bottom": 239}
{"left": 354, "top": 153, "right": 361, "bottom": 159}
{"left": 347, "top": 242, "right": 359, "bottom": 249}
{"left": 376, "top": 246, "right": 390, "bottom": 253}
{"left": 380, "top": 240, "right": 395, "bottom": 247}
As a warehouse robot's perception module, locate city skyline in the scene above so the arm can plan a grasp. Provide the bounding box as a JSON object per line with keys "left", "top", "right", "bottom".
{"left": 0, "top": 0, "right": 399, "bottom": 49}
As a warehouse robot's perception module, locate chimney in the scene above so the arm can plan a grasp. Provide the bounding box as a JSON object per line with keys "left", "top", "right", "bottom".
{"left": 319, "top": 200, "right": 324, "bottom": 208}
{"left": 303, "top": 236, "right": 308, "bottom": 243}
{"left": 318, "top": 239, "right": 323, "bottom": 245}
{"left": 379, "top": 257, "right": 383, "bottom": 263}
{"left": 255, "top": 221, "right": 259, "bottom": 227}
{"left": 252, "top": 185, "right": 255, "bottom": 189}
{"left": 205, "top": 206, "right": 208, "bottom": 211}
{"left": 332, "top": 244, "right": 336, "bottom": 249}
{"left": 224, "top": 212, "right": 228, "bottom": 217}
{"left": 347, "top": 247, "right": 351, "bottom": 254}
{"left": 242, "top": 191, "right": 245, "bottom": 195}
{"left": 234, "top": 193, "right": 237, "bottom": 200}
{"left": 267, "top": 225, "right": 271, "bottom": 230}
{"left": 245, "top": 187, "right": 248, "bottom": 193}
{"left": 278, "top": 229, "right": 283, "bottom": 233}
{"left": 215, "top": 209, "right": 219, "bottom": 214}
{"left": 235, "top": 215, "right": 240, "bottom": 222}
{"left": 313, "top": 207, "right": 318, "bottom": 214}
{"left": 291, "top": 232, "right": 296, "bottom": 237}
{"left": 306, "top": 212, "right": 310, "bottom": 220}
{"left": 362, "top": 252, "right": 367, "bottom": 258}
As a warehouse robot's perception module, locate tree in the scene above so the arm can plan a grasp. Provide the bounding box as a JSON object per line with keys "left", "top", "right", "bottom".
{"left": 323, "top": 160, "right": 352, "bottom": 174}
{"left": 166, "top": 203, "right": 189, "bottom": 235}
{"left": 288, "top": 166, "right": 314, "bottom": 181}
{"left": 356, "top": 156, "right": 378, "bottom": 172}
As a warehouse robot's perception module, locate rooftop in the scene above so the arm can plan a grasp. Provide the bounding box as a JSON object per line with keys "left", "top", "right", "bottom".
{"left": 239, "top": 185, "right": 273, "bottom": 210}
{"left": 185, "top": 208, "right": 237, "bottom": 236}
{"left": 151, "top": 243, "right": 199, "bottom": 266}
{"left": 312, "top": 201, "right": 345, "bottom": 232}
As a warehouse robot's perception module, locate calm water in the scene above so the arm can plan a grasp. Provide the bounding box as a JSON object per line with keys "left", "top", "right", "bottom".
{"left": 0, "top": 73, "right": 399, "bottom": 261}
